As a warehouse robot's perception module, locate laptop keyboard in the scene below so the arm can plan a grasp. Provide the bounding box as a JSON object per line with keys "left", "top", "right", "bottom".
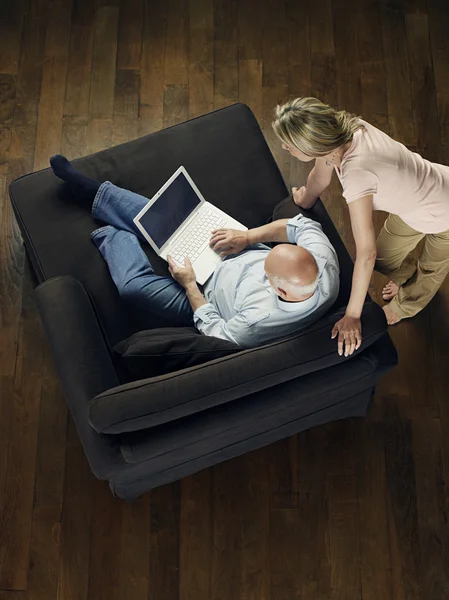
{"left": 170, "top": 209, "right": 228, "bottom": 265}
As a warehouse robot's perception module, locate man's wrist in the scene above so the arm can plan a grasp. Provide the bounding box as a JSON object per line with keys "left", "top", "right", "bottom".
{"left": 184, "top": 281, "right": 208, "bottom": 311}
{"left": 246, "top": 229, "right": 254, "bottom": 245}
{"left": 184, "top": 281, "right": 199, "bottom": 293}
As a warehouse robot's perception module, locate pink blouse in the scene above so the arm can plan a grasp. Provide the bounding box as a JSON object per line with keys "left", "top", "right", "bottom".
{"left": 334, "top": 119, "right": 449, "bottom": 234}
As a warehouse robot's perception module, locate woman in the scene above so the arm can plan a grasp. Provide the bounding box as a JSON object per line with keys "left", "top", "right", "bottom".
{"left": 272, "top": 97, "right": 449, "bottom": 356}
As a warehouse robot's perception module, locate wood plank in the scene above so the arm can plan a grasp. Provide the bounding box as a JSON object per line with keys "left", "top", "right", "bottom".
{"left": 325, "top": 420, "right": 362, "bottom": 599}
{"left": 297, "top": 427, "right": 331, "bottom": 599}
{"left": 86, "top": 118, "right": 113, "bottom": 154}
{"left": 87, "top": 482, "right": 123, "bottom": 600}
{"left": 286, "top": 0, "right": 311, "bottom": 98}
{"left": 262, "top": 86, "right": 290, "bottom": 183}
{"left": 269, "top": 510, "right": 302, "bottom": 600}
{"left": 189, "top": 0, "right": 214, "bottom": 118}
{"left": 357, "top": 418, "right": 392, "bottom": 600}
{"left": 330, "top": 0, "right": 362, "bottom": 260}
{"left": 213, "top": 0, "right": 238, "bottom": 110}
{"left": 210, "top": 459, "right": 243, "bottom": 600}
{"left": 64, "top": 0, "right": 95, "bottom": 119}
{"left": 163, "top": 84, "right": 188, "bottom": 128}
{"left": 188, "top": 62, "right": 214, "bottom": 118}
{"left": 0, "top": 74, "right": 16, "bottom": 126}
{"left": 237, "top": 0, "right": 262, "bottom": 61}
{"left": 309, "top": 0, "right": 337, "bottom": 108}
{"left": 149, "top": 483, "right": 180, "bottom": 600}
{"left": 33, "top": 0, "right": 72, "bottom": 171}
{"left": 0, "top": 264, "right": 46, "bottom": 590}
{"left": 0, "top": 0, "right": 24, "bottom": 75}
{"left": 380, "top": 1, "right": 415, "bottom": 146}
{"left": 284, "top": 0, "right": 312, "bottom": 200}
{"left": 238, "top": 59, "right": 262, "bottom": 124}
{"left": 165, "top": 0, "right": 188, "bottom": 86}
{"left": 138, "top": 104, "right": 163, "bottom": 137}
{"left": 411, "top": 407, "right": 449, "bottom": 600}
{"left": 89, "top": 6, "right": 119, "bottom": 119}
{"left": 118, "top": 494, "right": 151, "bottom": 600}
{"left": 179, "top": 471, "right": 211, "bottom": 600}
{"left": 383, "top": 398, "right": 421, "bottom": 600}
{"left": 260, "top": 0, "right": 288, "bottom": 177}
{"left": 405, "top": 9, "right": 441, "bottom": 161}
{"left": 58, "top": 419, "right": 94, "bottom": 600}
{"left": 25, "top": 344, "right": 68, "bottom": 600}
{"left": 427, "top": 0, "right": 449, "bottom": 160}
{"left": 332, "top": 0, "right": 362, "bottom": 114}
{"left": 0, "top": 126, "right": 11, "bottom": 177}
{"left": 0, "top": 0, "right": 47, "bottom": 586}
{"left": 309, "top": 0, "right": 335, "bottom": 55}
{"left": 240, "top": 450, "right": 269, "bottom": 600}
{"left": 117, "top": 0, "right": 143, "bottom": 70}
{"left": 140, "top": 1, "right": 166, "bottom": 107}
{"left": 261, "top": 0, "right": 287, "bottom": 89}
{"left": 189, "top": 0, "right": 213, "bottom": 64}
{"left": 61, "top": 116, "right": 88, "bottom": 159}
{"left": 327, "top": 469, "right": 362, "bottom": 599}
{"left": 269, "top": 437, "right": 299, "bottom": 510}
{"left": 114, "top": 70, "right": 140, "bottom": 118}
{"left": 14, "top": 0, "right": 47, "bottom": 115}
{"left": 113, "top": 69, "right": 139, "bottom": 145}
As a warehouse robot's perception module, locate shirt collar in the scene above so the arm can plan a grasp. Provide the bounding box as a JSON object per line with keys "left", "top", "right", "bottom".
{"left": 268, "top": 287, "right": 318, "bottom": 311}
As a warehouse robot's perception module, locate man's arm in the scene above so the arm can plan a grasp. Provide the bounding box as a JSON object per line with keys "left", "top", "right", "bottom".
{"left": 184, "top": 282, "right": 207, "bottom": 312}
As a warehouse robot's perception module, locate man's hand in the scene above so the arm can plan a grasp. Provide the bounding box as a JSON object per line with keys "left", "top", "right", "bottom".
{"left": 167, "top": 255, "right": 197, "bottom": 288}
{"left": 331, "top": 315, "right": 362, "bottom": 357}
{"left": 209, "top": 228, "right": 249, "bottom": 257}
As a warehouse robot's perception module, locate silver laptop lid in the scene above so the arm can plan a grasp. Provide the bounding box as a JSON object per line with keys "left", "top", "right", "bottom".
{"left": 133, "top": 166, "right": 206, "bottom": 254}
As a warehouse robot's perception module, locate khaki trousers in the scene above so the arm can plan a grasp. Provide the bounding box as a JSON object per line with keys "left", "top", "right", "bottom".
{"left": 375, "top": 213, "right": 449, "bottom": 318}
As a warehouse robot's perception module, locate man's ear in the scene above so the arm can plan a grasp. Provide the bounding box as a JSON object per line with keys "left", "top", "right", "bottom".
{"left": 278, "top": 287, "right": 287, "bottom": 299}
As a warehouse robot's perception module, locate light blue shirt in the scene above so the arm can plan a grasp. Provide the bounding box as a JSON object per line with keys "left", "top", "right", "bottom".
{"left": 194, "top": 214, "right": 340, "bottom": 348}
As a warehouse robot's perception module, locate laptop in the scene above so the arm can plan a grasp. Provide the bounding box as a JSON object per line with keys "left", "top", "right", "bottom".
{"left": 133, "top": 166, "right": 248, "bottom": 285}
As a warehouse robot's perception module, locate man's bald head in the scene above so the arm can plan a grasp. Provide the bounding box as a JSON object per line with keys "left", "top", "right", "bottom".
{"left": 264, "top": 244, "right": 319, "bottom": 302}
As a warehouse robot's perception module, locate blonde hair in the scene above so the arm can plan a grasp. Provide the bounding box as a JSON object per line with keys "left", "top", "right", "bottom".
{"left": 272, "top": 97, "right": 363, "bottom": 157}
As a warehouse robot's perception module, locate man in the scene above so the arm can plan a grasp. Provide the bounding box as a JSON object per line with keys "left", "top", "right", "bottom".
{"left": 50, "top": 155, "right": 340, "bottom": 348}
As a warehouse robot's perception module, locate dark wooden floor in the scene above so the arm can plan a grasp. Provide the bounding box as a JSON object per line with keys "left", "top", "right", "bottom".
{"left": 1, "top": 0, "right": 449, "bottom": 598}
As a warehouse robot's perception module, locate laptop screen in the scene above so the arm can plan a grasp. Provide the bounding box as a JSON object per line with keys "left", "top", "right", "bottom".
{"left": 138, "top": 172, "right": 201, "bottom": 249}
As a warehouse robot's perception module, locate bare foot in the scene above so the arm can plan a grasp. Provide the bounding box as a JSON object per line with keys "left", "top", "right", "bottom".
{"left": 383, "top": 303, "right": 402, "bottom": 325}
{"left": 382, "top": 280, "right": 400, "bottom": 301}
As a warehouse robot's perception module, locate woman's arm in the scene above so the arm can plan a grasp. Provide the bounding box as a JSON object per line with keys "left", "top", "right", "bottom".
{"left": 294, "top": 157, "right": 335, "bottom": 208}
{"left": 331, "top": 195, "right": 377, "bottom": 356}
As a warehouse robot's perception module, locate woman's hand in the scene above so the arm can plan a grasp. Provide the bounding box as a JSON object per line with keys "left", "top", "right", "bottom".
{"left": 292, "top": 186, "right": 317, "bottom": 208}
{"left": 331, "top": 315, "right": 362, "bottom": 356}
{"left": 209, "top": 228, "right": 249, "bottom": 257}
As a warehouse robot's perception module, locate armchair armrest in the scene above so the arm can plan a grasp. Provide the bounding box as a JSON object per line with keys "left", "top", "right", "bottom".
{"left": 88, "top": 301, "right": 389, "bottom": 435}
{"left": 35, "top": 276, "right": 122, "bottom": 478}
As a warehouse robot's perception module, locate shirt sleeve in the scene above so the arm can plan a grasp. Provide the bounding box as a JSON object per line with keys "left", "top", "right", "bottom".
{"left": 341, "top": 168, "right": 378, "bottom": 203}
{"left": 193, "top": 303, "right": 267, "bottom": 348}
{"left": 286, "top": 213, "right": 339, "bottom": 273}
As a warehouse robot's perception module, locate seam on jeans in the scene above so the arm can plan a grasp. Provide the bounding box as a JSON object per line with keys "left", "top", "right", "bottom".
{"left": 92, "top": 181, "right": 110, "bottom": 218}
{"left": 91, "top": 224, "right": 115, "bottom": 240}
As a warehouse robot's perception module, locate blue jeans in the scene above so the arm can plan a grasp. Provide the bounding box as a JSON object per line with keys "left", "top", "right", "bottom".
{"left": 91, "top": 182, "right": 201, "bottom": 326}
